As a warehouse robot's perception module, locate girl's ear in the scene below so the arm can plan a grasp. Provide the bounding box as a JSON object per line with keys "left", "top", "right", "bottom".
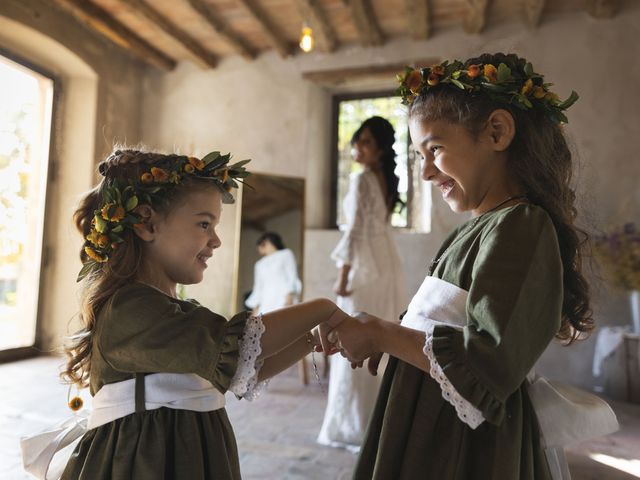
{"left": 132, "top": 204, "right": 156, "bottom": 241}
{"left": 485, "top": 109, "right": 516, "bottom": 152}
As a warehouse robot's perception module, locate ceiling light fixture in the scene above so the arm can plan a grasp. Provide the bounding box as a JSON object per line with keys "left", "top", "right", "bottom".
{"left": 299, "top": 23, "right": 314, "bottom": 52}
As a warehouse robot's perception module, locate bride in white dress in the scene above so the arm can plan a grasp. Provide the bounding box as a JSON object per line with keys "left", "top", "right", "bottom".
{"left": 318, "top": 116, "right": 407, "bottom": 450}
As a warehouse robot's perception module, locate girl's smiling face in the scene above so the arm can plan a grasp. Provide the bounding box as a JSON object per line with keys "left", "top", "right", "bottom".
{"left": 136, "top": 187, "right": 223, "bottom": 295}
{"left": 409, "top": 111, "right": 518, "bottom": 217}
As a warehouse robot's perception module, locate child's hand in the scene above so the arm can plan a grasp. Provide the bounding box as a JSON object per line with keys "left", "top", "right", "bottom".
{"left": 319, "top": 307, "right": 351, "bottom": 355}
{"left": 331, "top": 312, "right": 381, "bottom": 363}
{"left": 367, "top": 352, "right": 384, "bottom": 376}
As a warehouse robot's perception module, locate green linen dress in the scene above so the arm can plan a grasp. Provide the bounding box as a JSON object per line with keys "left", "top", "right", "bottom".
{"left": 62, "top": 282, "right": 249, "bottom": 480}
{"left": 355, "top": 204, "right": 563, "bottom": 480}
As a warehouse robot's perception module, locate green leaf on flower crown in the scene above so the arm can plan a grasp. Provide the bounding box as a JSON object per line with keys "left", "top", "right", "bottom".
{"left": 125, "top": 196, "right": 138, "bottom": 211}
{"left": 450, "top": 79, "right": 465, "bottom": 90}
{"left": 111, "top": 224, "right": 124, "bottom": 233}
{"left": 524, "top": 62, "right": 534, "bottom": 77}
{"left": 103, "top": 188, "right": 114, "bottom": 204}
{"left": 124, "top": 214, "right": 139, "bottom": 224}
{"left": 228, "top": 159, "right": 251, "bottom": 170}
{"left": 202, "top": 151, "right": 220, "bottom": 165}
{"left": 497, "top": 63, "right": 512, "bottom": 83}
{"left": 481, "top": 82, "right": 508, "bottom": 92}
{"left": 94, "top": 215, "right": 107, "bottom": 233}
{"left": 557, "top": 90, "right": 579, "bottom": 110}
{"left": 77, "top": 260, "right": 97, "bottom": 282}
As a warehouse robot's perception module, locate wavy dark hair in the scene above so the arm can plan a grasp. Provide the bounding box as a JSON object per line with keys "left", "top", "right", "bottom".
{"left": 257, "top": 232, "right": 286, "bottom": 250}
{"left": 62, "top": 148, "right": 222, "bottom": 388}
{"left": 409, "top": 53, "right": 593, "bottom": 344}
{"left": 352, "top": 116, "right": 404, "bottom": 214}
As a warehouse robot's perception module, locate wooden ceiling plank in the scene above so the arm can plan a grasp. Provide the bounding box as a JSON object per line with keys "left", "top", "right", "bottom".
{"left": 523, "top": 0, "right": 545, "bottom": 28}
{"left": 344, "top": 0, "right": 384, "bottom": 46}
{"left": 236, "top": 0, "right": 292, "bottom": 58}
{"left": 186, "top": 0, "right": 257, "bottom": 59}
{"left": 293, "top": 0, "right": 339, "bottom": 53}
{"left": 120, "top": 0, "right": 218, "bottom": 68}
{"left": 404, "top": 0, "right": 430, "bottom": 40}
{"left": 463, "top": 0, "right": 489, "bottom": 34}
{"left": 302, "top": 59, "right": 438, "bottom": 85}
{"left": 586, "top": 0, "right": 619, "bottom": 19}
{"left": 50, "top": 0, "right": 176, "bottom": 70}
{"left": 235, "top": 0, "right": 292, "bottom": 57}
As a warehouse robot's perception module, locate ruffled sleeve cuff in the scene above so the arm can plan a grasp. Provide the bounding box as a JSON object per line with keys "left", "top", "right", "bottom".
{"left": 228, "top": 314, "right": 269, "bottom": 401}
{"left": 424, "top": 324, "right": 485, "bottom": 429}
{"left": 429, "top": 324, "right": 506, "bottom": 426}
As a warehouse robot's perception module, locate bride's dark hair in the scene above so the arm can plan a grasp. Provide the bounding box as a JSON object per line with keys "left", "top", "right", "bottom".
{"left": 352, "top": 116, "right": 404, "bottom": 214}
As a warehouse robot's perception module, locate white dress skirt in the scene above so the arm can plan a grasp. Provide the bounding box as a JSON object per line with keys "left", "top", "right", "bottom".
{"left": 317, "top": 169, "right": 407, "bottom": 450}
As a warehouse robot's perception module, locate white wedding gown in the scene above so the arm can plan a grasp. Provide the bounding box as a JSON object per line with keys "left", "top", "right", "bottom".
{"left": 317, "top": 169, "right": 407, "bottom": 450}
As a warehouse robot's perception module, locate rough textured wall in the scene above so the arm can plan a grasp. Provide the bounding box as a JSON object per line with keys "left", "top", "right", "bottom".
{"left": 0, "top": 0, "right": 147, "bottom": 350}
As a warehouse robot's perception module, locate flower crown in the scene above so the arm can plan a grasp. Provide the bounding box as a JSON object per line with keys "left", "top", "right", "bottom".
{"left": 78, "top": 151, "right": 250, "bottom": 282}
{"left": 396, "top": 60, "right": 578, "bottom": 124}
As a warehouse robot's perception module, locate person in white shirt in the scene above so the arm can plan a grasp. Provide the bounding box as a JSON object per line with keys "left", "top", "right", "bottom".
{"left": 245, "top": 232, "right": 302, "bottom": 314}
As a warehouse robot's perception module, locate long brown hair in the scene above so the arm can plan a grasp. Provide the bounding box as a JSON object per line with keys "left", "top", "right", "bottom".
{"left": 62, "top": 149, "right": 219, "bottom": 387}
{"left": 409, "top": 53, "right": 593, "bottom": 344}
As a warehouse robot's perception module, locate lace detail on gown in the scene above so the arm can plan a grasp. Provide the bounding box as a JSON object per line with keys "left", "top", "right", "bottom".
{"left": 423, "top": 324, "right": 485, "bottom": 429}
{"left": 228, "top": 314, "right": 269, "bottom": 400}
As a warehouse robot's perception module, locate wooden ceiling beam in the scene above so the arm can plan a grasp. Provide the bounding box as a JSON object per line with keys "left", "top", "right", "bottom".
{"left": 120, "top": 0, "right": 218, "bottom": 68}
{"left": 50, "top": 0, "right": 176, "bottom": 70}
{"left": 235, "top": 0, "right": 293, "bottom": 57}
{"left": 586, "top": 0, "right": 619, "bottom": 19}
{"left": 302, "top": 59, "right": 438, "bottom": 86}
{"left": 463, "top": 0, "right": 489, "bottom": 34}
{"left": 293, "top": 0, "right": 338, "bottom": 52}
{"left": 523, "top": 0, "right": 545, "bottom": 28}
{"left": 343, "top": 0, "right": 384, "bottom": 46}
{"left": 186, "top": 0, "right": 257, "bottom": 59}
{"left": 404, "top": 0, "right": 431, "bottom": 40}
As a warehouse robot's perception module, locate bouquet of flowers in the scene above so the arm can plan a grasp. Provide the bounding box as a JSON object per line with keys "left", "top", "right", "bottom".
{"left": 593, "top": 223, "right": 640, "bottom": 290}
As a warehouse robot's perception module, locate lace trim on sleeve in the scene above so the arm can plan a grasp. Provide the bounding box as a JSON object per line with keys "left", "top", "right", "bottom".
{"left": 423, "top": 324, "right": 485, "bottom": 429}
{"left": 228, "top": 314, "right": 269, "bottom": 401}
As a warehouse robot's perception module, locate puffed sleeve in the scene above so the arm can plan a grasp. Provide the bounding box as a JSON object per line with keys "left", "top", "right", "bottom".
{"left": 330, "top": 172, "right": 371, "bottom": 267}
{"left": 429, "top": 207, "right": 563, "bottom": 426}
{"left": 97, "top": 283, "right": 249, "bottom": 394}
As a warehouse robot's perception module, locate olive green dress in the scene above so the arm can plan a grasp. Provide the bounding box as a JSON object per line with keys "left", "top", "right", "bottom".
{"left": 62, "top": 283, "right": 249, "bottom": 480}
{"left": 355, "top": 204, "right": 562, "bottom": 480}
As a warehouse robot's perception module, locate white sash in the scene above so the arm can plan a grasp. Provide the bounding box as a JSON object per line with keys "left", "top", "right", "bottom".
{"left": 400, "top": 276, "right": 619, "bottom": 450}
{"left": 21, "top": 373, "right": 226, "bottom": 480}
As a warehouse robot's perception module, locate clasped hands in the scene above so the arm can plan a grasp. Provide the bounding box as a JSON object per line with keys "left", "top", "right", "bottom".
{"left": 315, "top": 309, "right": 385, "bottom": 376}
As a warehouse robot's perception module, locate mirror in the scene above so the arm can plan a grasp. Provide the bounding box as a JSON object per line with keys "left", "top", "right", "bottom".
{"left": 234, "top": 173, "right": 305, "bottom": 313}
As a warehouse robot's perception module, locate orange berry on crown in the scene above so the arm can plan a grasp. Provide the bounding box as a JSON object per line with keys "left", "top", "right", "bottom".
{"left": 466, "top": 64, "right": 481, "bottom": 78}
{"left": 430, "top": 65, "right": 445, "bottom": 76}
{"left": 533, "top": 86, "right": 546, "bottom": 99}
{"left": 141, "top": 172, "right": 153, "bottom": 183}
{"left": 427, "top": 73, "right": 440, "bottom": 86}
{"left": 483, "top": 64, "right": 498, "bottom": 83}
{"left": 188, "top": 156, "right": 205, "bottom": 170}
{"left": 150, "top": 167, "right": 169, "bottom": 183}
{"left": 405, "top": 70, "right": 423, "bottom": 93}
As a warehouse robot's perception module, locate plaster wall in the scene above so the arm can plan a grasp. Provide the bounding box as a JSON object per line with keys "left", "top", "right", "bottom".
{"left": 0, "top": 0, "right": 147, "bottom": 349}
